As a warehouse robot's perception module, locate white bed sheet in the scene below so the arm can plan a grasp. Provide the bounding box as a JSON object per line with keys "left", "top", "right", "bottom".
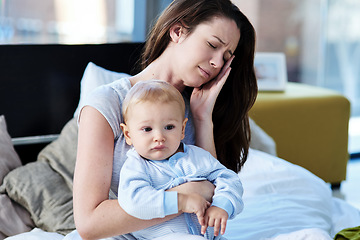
{"left": 5, "top": 149, "right": 360, "bottom": 240}
{"left": 223, "top": 149, "right": 360, "bottom": 240}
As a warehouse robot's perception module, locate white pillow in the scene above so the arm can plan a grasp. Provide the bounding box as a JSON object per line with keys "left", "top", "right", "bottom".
{"left": 73, "top": 62, "right": 130, "bottom": 117}
{"left": 249, "top": 118, "right": 277, "bottom": 156}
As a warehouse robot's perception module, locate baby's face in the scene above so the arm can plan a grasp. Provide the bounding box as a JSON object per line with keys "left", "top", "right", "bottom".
{"left": 123, "top": 100, "right": 187, "bottom": 160}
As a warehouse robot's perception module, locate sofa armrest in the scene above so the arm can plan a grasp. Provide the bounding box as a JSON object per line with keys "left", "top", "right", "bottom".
{"left": 249, "top": 82, "right": 350, "bottom": 184}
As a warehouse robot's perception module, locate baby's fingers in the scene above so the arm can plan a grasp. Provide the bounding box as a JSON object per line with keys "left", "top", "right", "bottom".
{"left": 213, "top": 218, "right": 221, "bottom": 236}
{"left": 220, "top": 218, "right": 227, "bottom": 235}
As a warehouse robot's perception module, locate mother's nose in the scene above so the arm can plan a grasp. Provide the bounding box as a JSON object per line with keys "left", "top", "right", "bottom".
{"left": 210, "top": 52, "right": 224, "bottom": 69}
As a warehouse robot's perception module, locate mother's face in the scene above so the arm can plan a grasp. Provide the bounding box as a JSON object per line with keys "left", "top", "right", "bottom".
{"left": 171, "top": 16, "right": 240, "bottom": 88}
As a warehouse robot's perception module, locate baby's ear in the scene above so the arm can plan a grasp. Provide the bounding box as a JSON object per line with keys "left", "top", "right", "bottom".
{"left": 120, "top": 123, "right": 132, "bottom": 145}
{"left": 181, "top": 118, "right": 188, "bottom": 140}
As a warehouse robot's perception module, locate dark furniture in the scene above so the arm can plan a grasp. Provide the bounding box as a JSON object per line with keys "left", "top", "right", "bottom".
{"left": 0, "top": 43, "right": 143, "bottom": 163}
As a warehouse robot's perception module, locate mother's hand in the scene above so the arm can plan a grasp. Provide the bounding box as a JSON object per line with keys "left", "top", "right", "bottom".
{"left": 190, "top": 55, "right": 235, "bottom": 122}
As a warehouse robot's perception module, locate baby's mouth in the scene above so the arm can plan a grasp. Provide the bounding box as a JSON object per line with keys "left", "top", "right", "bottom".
{"left": 153, "top": 145, "right": 165, "bottom": 150}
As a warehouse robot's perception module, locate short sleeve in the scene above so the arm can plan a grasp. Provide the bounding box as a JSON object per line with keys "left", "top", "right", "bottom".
{"left": 79, "top": 78, "right": 131, "bottom": 139}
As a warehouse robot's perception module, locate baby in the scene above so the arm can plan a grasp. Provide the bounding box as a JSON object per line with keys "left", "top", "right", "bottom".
{"left": 118, "top": 80, "right": 244, "bottom": 240}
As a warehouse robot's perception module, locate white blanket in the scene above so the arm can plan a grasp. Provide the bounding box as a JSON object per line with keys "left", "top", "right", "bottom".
{"left": 223, "top": 149, "right": 360, "bottom": 240}
{"left": 5, "top": 149, "right": 360, "bottom": 240}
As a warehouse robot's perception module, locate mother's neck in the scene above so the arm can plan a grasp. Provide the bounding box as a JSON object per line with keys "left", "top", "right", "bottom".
{"left": 129, "top": 52, "right": 185, "bottom": 92}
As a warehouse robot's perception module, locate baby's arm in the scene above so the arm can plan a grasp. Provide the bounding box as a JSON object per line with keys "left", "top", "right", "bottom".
{"left": 118, "top": 158, "right": 179, "bottom": 219}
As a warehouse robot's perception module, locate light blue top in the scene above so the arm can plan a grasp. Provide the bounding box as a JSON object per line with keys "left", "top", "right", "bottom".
{"left": 118, "top": 143, "right": 244, "bottom": 239}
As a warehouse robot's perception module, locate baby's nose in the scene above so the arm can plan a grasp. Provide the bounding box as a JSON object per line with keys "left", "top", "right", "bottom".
{"left": 154, "top": 131, "right": 165, "bottom": 142}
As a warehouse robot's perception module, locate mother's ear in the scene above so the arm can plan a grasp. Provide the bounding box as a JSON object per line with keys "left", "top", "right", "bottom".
{"left": 169, "top": 23, "right": 187, "bottom": 43}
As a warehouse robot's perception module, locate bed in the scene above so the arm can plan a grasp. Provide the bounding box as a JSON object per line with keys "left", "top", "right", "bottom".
{"left": 0, "top": 43, "right": 359, "bottom": 240}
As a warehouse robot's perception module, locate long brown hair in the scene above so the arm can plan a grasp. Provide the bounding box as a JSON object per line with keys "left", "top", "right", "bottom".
{"left": 140, "top": 0, "right": 257, "bottom": 172}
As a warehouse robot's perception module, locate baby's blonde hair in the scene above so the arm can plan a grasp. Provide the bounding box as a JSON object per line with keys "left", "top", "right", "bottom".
{"left": 122, "top": 80, "right": 185, "bottom": 123}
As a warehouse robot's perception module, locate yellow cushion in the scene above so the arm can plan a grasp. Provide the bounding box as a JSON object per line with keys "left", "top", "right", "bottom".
{"left": 249, "top": 82, "right": 350, "bottom": 184}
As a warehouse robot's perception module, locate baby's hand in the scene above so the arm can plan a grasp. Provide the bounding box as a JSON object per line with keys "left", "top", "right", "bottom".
{"left": 201, "top": 206, "right": 228, "bottom": 236}
{"left": 178, "top": 193, "right": 210, "bottom": 225}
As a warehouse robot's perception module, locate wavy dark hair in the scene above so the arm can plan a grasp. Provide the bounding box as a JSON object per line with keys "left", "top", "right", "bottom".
{"left": 140, "top": 0, "right": 257, "bottom": 172}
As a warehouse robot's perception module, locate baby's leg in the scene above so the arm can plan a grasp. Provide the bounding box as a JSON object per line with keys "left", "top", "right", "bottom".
{"left": 152, "top": 232, "right": 207, "bottom": 240}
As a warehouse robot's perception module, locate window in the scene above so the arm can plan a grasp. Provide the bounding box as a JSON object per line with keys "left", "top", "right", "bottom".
{"left": 0, "top": 0, "right": 172, "bottom": 44}
{"left": 0, "top": 0, "right": 133, "bottom": 44}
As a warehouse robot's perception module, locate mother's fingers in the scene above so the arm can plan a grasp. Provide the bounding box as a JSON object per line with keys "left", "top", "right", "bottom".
{"left": 214, "top": 55, "right": 235, "bottom": 84}
{"left": 201, "top": 216, "right": 208, "bottom": 235}
{"left": 223, "top": 55, "right": 235, "bottom": 74}
{"left": 206, "top": 55, "right": 234, "bottom": 94}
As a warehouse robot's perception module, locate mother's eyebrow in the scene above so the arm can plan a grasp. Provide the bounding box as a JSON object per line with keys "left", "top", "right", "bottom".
{"left": 213, "top": 35, "right": 234, "bottom": 56}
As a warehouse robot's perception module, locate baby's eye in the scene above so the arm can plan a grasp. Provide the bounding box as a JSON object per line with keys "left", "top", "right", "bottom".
{"left": 142, "top": 127, "right": 152, "bottom": 132}
{"left": 165, "top": 125, "right": 175, "bottom": 130}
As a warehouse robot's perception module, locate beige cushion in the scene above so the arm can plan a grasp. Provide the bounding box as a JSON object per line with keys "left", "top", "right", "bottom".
{"left": 0, "top": 118, "right": 78, "bottom": 235}
{"left": 0, "top": 115, "right": 22, "bottom": 184}
{"left": 0, "top": 115, "right": 34, "bottom": 238}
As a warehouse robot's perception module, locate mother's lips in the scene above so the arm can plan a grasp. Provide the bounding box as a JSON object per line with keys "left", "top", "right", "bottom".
{"left": 199, "top": 66, "right": 210, "bottom": 78}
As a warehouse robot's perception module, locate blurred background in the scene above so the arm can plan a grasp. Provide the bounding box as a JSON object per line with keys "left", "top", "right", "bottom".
{"left": 1, "top": 0, "right": 359, "bottom": 156}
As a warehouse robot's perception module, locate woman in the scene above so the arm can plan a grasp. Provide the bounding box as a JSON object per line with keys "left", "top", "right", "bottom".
{"left": 73, "top": 0, "right": 257, "bottom": 239}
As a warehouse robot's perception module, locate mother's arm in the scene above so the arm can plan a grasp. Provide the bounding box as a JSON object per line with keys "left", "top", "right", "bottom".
{"left": 74, "top": 106, "right": 176, "bottom": 239}
{"left": 73, "top": 106, "right": 214, "bottom": 240}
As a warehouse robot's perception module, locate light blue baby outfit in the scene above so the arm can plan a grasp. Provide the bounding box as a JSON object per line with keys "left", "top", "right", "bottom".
{"left": 118, "top": 143, "right": 244, "bottom": 240}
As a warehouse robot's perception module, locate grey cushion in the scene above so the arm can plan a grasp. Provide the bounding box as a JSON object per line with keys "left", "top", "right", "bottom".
{"left": 0, "top": 118, "right": 77, "bottom": 235}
